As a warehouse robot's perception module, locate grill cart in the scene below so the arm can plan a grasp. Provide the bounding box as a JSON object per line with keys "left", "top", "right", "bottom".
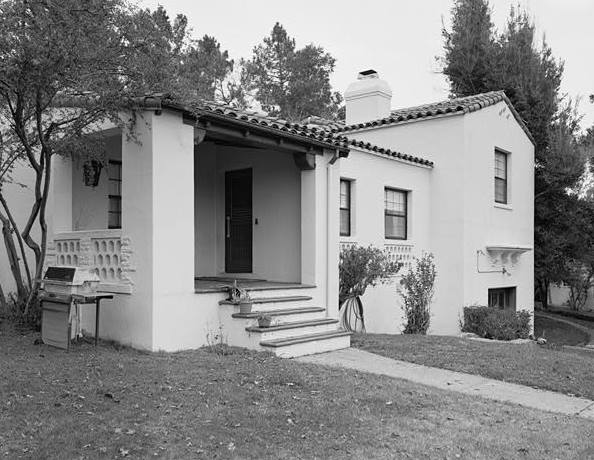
{"left": 40, "top": 266, "right": 113, "bottom": 350}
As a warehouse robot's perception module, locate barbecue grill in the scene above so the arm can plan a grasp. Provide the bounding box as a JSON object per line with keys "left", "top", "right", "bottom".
{"left": 40, "top": 266, "right": 112, "bottom": 350}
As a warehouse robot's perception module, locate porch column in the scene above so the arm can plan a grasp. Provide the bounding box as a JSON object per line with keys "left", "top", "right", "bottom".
{"left": 300, "top": 150, "right": 340, "bottom": 318}
{"left": 102, "top": 110, "right": 194, "bottom": 351}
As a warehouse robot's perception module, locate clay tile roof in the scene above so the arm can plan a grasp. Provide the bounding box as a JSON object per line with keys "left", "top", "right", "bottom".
{"left": 156, "top": 97, "right": 433, "bottom": 167}
{"left": 334, "top": 90, "right": 535, "bottom": 145}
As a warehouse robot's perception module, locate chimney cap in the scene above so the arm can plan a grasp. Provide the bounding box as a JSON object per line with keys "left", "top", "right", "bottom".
{"left": 358, "top": 69, "right": 379, "bottom": 79}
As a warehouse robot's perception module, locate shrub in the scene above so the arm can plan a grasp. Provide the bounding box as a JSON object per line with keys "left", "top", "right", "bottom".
{"left": 400, "top": 253, "right": 437, "bottom": 334}
{"left": 461, "top": 306, "right": 531, "bottom": 340}
{"left": 0, "top": 293, "right": 41, "bottom": 330}
{"left": 339, "top": 245, "right": 401, "bottom": 301}
{"left": 338, "top": 245, "right": 400, "bottom": 332}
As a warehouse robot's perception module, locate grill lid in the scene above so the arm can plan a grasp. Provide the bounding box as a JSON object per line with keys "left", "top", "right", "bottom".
{"left": 43, "top": 266, "right": 100, "bottom": 285}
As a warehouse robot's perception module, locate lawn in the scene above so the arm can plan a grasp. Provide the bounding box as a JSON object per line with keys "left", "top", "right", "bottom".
{"left": 534, "top": 314, "right": 590, "bottom": 346}
{"left": 1, "top": 322, "right": 594, "bottom": 459}
{"left": 352, "top": 329, "right": 594, "bottom": 401}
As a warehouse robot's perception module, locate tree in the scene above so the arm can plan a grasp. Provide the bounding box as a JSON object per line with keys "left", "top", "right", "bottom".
{"left": 0, "top": 1, "right": 235, "bottom": 319}
{"left": 441, "top": 0, "right": 586, "bottom": 307}
{"left": 243, "top": 23, "right": 342, "bottom": 121}
{"left": 442, "top": 0, "right": 495, "bottom": 96}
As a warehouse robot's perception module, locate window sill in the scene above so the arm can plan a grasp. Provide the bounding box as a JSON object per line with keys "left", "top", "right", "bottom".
{"left": 494, "top": 203, "right": 513, "bottom": 211}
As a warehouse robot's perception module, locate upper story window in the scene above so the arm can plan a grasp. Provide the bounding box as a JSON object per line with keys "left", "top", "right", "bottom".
{"left": 384, "top": 188, "right": 407, "bottom": 240}
{"left": 494, "top": 149, "right": 508, "bottom": 204}
{"left": 340, "top": 179, "right": 351, "bottom": 237}
{"left": 108, "top": 160, "right": 122, "bottom": 229}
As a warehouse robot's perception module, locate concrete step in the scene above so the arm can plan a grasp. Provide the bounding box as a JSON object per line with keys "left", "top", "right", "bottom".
{"left": 246, "top": 318, "right": 339, "bottom": 341}
{"left": 232, "top": 306, "right": 326, "bottom": 324}
{"left": 260, "top": 330, "right": 352, "bottom": 358}
{"left": 220, "top": 295, "right": 312, "bottom": 306}
{"left": 220, "top": 295, "right": 315, "bottom": 312}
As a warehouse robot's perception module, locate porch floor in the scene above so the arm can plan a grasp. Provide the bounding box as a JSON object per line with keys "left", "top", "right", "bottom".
{"left": 194, "top": 277, "right": 314, "bottom": 294}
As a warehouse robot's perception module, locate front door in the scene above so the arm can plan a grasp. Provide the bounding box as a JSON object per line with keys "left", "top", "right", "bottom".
{"left": 225, "top": 168, "right": 253, "bottom": 273}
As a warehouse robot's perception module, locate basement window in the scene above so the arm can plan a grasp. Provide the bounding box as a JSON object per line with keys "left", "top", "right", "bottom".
{"left": 488, "top": 287, "right": 516, "bottom": 310}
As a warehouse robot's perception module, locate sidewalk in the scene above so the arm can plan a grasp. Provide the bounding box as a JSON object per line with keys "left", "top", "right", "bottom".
{"left": 297, "top": 348, "right": 594, "bottom": 420}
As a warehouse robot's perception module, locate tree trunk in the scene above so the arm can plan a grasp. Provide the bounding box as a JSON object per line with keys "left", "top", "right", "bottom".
{"left": 0, "top": 211, "right": 26, "bottom": 299}
{"left": 0, "top": 192, "right": 32, "bottom": 289}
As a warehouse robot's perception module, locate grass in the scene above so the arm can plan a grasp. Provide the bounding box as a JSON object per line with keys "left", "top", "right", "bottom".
{"left": 534, "top": 314, "right": 590, "bottom": 346}
{"left": 353, "top": 326, "right": 594, "bottom": 401}
{"left": 2, "top": 322, "right": 594, "bottom": 459}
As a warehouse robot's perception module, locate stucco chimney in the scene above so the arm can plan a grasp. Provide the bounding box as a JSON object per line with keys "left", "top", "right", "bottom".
{"left": 344, "top": 70, "right": 392, "bottom": 125}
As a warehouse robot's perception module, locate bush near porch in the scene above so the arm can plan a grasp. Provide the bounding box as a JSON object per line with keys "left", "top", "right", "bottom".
{"left": 2, "top": 322, "right": 594, "bottom": 459}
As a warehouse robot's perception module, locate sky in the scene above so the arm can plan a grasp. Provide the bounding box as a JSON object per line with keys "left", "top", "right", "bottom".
{"left": 140, "top": 0, "right": 594, "bottom": 130}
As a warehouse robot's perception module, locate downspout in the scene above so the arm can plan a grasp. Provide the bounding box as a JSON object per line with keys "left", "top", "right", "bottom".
{"left": 326, "top": 150, "right": 340, "bottom": 317}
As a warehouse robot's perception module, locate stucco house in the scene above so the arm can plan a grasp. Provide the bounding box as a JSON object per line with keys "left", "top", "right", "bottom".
{"left": 0, "top": 70, "right": 534, "bottom": 356}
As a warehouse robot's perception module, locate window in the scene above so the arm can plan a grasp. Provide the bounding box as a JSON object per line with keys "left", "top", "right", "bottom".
{"left": 108, "top": 160, "right": 122, "bottom": 229}
{"left": 488, "top": 287, "right": 516, "bottom": 310}
{"left": 494, "top": 150, "right": 508, "bottom": 204}
{"left": 340, "top": 179, "right": 351, "bottom": 236}
{"left": 384, "top": 188, "right": 407, "bottom": 239}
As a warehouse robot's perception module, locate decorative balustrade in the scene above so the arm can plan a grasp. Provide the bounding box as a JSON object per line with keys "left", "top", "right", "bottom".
{"left": 47, "top": 229, "right": 133, "bottom": 294}
{"left": 384, "top": 243, "right": 415, "bottom": 272}
{"left": 339, "top": 240, "right": 415, "bottom": 274}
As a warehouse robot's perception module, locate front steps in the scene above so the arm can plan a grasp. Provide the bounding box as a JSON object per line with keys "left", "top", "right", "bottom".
{"left": 219, "top": 287, "right": 350, "bottom": 358}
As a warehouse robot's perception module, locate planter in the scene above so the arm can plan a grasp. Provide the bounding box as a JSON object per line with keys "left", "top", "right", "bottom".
{"left": 257, "top": 316, "right": 273, "bottom": 328}
{"left": 239, "top": 301, "right": 253, "bottom": 314}
{"left": 83, "top": 160, "right": 103, "bottom": 187}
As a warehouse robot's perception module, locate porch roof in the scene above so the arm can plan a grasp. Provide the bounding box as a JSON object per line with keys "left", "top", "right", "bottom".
{"left": 137, "top": 95, "right": 434, "bottom": 167}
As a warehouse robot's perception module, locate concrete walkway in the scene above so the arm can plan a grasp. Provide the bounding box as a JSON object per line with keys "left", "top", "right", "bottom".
{"left": 297, "top": 348, "right": 594, "bottom": 420}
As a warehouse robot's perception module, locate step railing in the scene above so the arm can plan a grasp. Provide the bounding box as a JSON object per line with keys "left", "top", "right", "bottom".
{"left": 47, "top": 229, "right": 133, "bottom": 294}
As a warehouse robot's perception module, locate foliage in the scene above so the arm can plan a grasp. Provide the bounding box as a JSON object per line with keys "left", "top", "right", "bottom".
{"left": 339, "top": 245, "right": 400, "bottom": 302}
{"left": 0, "top": 1, "right": 238, "bottom": 313}
{"left": 399, "top": 253, "right": 437, "bottom": 334}
{"left": 0, "top": 294, "right": 41, "bottom": 329}
{"left": 461, "top": 306, "right": 531, "bottom": 340}
{"left": 243, "top": 22, "right": 342, "bottom": 121}
{"left": 225, "top": 280, "right": 251, "bottom": 304}
{"left": 441, "top": 1, "right": 587, "bottom": 308}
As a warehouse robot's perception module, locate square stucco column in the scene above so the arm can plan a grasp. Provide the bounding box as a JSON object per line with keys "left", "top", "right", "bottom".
{"left": 105, "top": 110, "right": 194, "bottom": 351}
{"left": 300, "top": 151, "right": 340, "bottom": 318}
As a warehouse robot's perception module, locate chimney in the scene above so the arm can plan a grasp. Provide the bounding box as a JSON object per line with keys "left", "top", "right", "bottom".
{"left": 344, "top": 70, "right": 392, "bottom": 125}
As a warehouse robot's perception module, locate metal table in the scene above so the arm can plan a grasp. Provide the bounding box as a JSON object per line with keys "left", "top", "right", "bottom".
{"left": 71, "top": 294, "right": 114, "bottom": 347}
{"left": 40, "top": 292, "right": 113, "bottom": 349}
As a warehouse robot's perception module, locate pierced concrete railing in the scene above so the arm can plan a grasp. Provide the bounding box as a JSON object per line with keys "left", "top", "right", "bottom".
{"left": 384, "top": 243, "right": 415, "bottom": 272}
{"left": 47, "top": 229, "right": 134, "bottom": 294}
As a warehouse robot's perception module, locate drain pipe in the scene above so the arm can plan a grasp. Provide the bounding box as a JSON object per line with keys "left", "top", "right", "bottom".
{"left": 476, "top": 249, "right": 508, "bottom": 275}
{"left": 326, "top": 149, "right": 340, "bottom": 318}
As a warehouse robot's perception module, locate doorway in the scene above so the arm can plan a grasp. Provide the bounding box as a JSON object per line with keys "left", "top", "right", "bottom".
{"left": 225, "top": 168, "right": 253, "bottom": 273}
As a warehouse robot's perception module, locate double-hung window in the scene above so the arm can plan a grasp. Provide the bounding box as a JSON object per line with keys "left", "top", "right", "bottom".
{"left": 494, "top": 150, "right": 508, "bottom": 204}
{"left": 108, "top": 160, "right": 122, "bottom": 229}
{"left": 340, "top": 179, "right": 351, "bottom": 236}
{"left": 384, "top": 188, "right": 407, "bottom": 239}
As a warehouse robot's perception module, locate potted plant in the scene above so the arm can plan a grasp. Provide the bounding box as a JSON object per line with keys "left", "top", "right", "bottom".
{"left": 256, "top": 313, "right": 273, "bottom": 328}
{"left": 226, "top": 280, "right": 253, "bottom": 314}
{"left": 83, "top": 159, "right": 103, "bottom": 187}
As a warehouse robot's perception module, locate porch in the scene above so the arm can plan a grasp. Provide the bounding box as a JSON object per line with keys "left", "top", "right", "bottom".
{"left": 45, "top": 104, "right": 348, "bottom": 354}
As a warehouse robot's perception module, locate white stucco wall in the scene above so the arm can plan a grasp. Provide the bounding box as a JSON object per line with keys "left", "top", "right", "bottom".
{"left": 462, "top": 103, "right": 534, "bottom": 319}
{"left": 339, "top": 149, "right": 432, "bottom": 333}
{"left": 343, "top": 102, "right": 534, "bottom": 335}
{"left": 195, "top": 143, "right": 302, "bottom": 283}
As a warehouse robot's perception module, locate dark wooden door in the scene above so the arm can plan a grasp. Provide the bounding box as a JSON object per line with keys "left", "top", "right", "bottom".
{"left": 225, "top": 168, "right": 253, "bottom": 273}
